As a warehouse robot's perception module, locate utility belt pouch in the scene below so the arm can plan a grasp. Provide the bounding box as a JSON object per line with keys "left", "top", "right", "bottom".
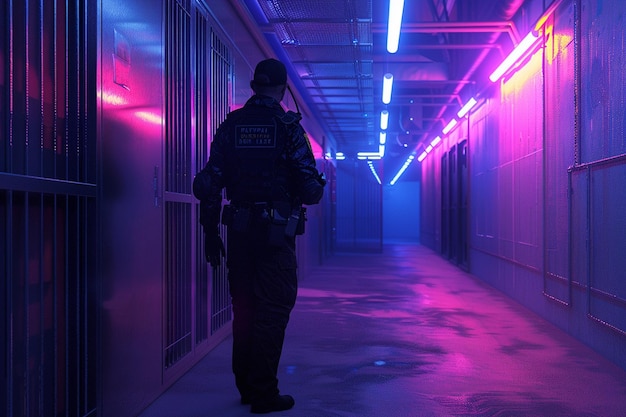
{"left": 268, "top": 201, "right": 290, "bottom": 245}
{"left": 285, "top": 207, "right": 306, "bottom": 237}
{"left": 221, "top": 204, "right": 250, "bottom": 232}
{"left": 221, "top": 204, "right": 234, "bottom": 226}
{"left": 295, "top": 207, "right": 306, "bottom": 235}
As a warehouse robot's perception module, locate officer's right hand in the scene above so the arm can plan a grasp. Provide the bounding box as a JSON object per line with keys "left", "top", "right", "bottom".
{"left": 204, "top": 229, "right": 225, "bottom": 267}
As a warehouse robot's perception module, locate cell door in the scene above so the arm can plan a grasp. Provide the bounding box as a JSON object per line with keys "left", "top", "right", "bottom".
{"left": 1, "top": 1, "right": 98, "bottom": 416}
{"left": 99, "top": 0, "right": 166, "bottom": 414}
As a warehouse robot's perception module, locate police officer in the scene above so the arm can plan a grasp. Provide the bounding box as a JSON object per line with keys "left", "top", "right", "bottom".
{"left": 193, "top": 58, "right": 325, "bottom": 414}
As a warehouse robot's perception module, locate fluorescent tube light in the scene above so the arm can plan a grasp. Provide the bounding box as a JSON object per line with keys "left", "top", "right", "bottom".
{"left": 382, "top": 73, "right": 393, "bottom": 104}
{"left": 379, "top": 132, "right": 387, "bottom": 145}
{"left": 489, "top": 31, "right": 540, "bottom": 82}
{"left": 417, "top": 151, "right": 428, "bottom": 162}
{"left": 390, "top": 154, "right": 415, "bottom": 185}
{"left": 457, "top": 97, "right": 478, "bottom": 118}
{"left": 430, "top": 136, "right": 442, "bottom": 147}
{"left": 442, "top": 119, "right": 458, "bottom": 134}
{"left": 367, "top": 161, "right": 382, "bottom": 184}
{"left": 380, "top": 110, "right": 389, "bottom": 130}
{"left": 387, "top": 0, "right": 405, "bottom": 53}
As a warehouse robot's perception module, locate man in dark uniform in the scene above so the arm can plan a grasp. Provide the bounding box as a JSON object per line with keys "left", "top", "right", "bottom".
{"left": 193, "top": 58, "right": 325, "bottom": 414}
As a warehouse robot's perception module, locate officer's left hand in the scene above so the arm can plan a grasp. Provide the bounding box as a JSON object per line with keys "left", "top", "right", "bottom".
{"left": 204, "top": 229, "right": 225, "bottom": 267}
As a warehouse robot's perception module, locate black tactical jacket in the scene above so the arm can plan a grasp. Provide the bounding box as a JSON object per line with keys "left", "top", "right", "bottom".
{"left": 193, "top": 94, "right": 324, "bottom": 229}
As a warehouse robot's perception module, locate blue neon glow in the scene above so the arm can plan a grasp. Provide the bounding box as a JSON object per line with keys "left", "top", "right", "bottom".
{"left": 387, "top": 0, "right": 405, "bottom": 53}
{"left": 380, "top": 110, "right": 389, "bottom": 130}
{"left": 367, "top": 161, "right": 382, "bottom": 184}
{"left": 390, "top": 154, "right": 415, "bottom": 185}
{"left": 382, "top": 73, "right": 394, "bottom": 104}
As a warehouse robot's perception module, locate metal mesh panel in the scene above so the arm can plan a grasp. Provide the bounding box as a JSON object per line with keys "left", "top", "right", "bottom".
{"left": 164, "top": 0, "right": 193, "bottom": 368}
{"left": 194, "top": 9, "right": 210, "bottom": 344}
{"left": 581, "top": 0, "right": 626, "bottom": 162}
{"left": 258, "top": 0, "right": 371, "bottom": 20}
{"left": 164, "top": 201, "right": 193, "bottom": 367}
{"left": 273, "top": 22, "right": 372, "bottom": 46}
{"left": 300, "top": 62, "right": 360, "bottom": 78}
{"left": 590, "top": 165, "right": 626, "bottom": 300}
{"left": 588, "top": 164, "right": 626, "bottom": 334}
{"left": 543, "top": 7, "right": 575, "bottom": 304}
{"left": 284, "top": 45, "right": 372, "bottom": 62}
{"left": 335, "top": 162, "right": 382, "bottom": 252}
{"left": 255, "top": 0, "right": 374, "bottom": 151}
{"left": 4, "top": 192, "right": 97, "bottom": 417}
{"left": 1, "top": 0, "right": 95, "bottom": 183}
{"left": 165, "top": 1, "right": 192, "bottom": 194}
{"left": 1, "top": 0, "right": 97, "bottom": 415}
{"left": 209, "top": 30, "right": 232, "bottom": 334}
{"left": 575, "top": 0, "right": 626, "bottom": 335}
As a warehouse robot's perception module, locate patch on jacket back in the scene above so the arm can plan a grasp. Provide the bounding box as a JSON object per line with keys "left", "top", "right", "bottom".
{"left": 235, "top": 125, "right": 276, "bottom": 148}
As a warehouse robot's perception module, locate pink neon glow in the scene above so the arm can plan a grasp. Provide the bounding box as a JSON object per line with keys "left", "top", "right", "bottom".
{"left": 417, "top": 151, "right": 428, "bottom": 162}
{"left": 306, "top": 133, "right": 324, "bottom": 159}
{"left": 99, "top": 90, "right": 127, "bottom": 106}
{"left": 430, "top": 136, "right": 442, "bottom": 146}
{"left": 442, "top": 119, "right": 458, "bottom": 134}
{"left": 457, "top": 97, "right": 478, "bottom": 118}
{"left": 135, "top": 111, "right": 163, "bottom": 125}
{"left": 489, "top": 31, "right": 540, "bottom": 82}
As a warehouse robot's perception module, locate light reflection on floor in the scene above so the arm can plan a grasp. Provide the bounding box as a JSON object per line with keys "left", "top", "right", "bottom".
{"left": 138, "top": 244, "right": 626, "bottom": 417}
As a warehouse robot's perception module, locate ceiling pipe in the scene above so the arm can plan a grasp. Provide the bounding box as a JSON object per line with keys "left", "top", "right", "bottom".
{"left": 372, "top": 21, "right": 521, "bottom": 45}
{"left": 417, "top": 0, "right": 527, "bottom": 143}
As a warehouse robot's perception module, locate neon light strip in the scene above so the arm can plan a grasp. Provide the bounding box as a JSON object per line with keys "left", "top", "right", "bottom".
{"left": 489, "top": 31, "right": 540, "bottom": 82}
{"left": 390, "top": 154, "right": 415, "bottom": 185}
{"left": 367, "top": 161, "right": 382, "bottom": 184}
{"left": 442, "top": 118, "right": 458, "bottom": 134}
{"left": 387, "top": 0, "right": 405, "bottom": 53}
{"left": 430, "top": 136, "right": 442, "bottom": 146}
{"left": 382, "top": 73, "right": 394, "bottom": 104}
{"left": 380, "top": 110, "right": 389, "bottom": 130}
{"left": 358, "top": 151, "right": 382, "bottom": 160}
{"left": 457, "top": 97, "right": 477, "bottom": 118}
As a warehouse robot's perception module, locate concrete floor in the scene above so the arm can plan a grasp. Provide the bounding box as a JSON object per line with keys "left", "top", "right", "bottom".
{"left": 138, "top": 244, "right": 626, "bottom": 417}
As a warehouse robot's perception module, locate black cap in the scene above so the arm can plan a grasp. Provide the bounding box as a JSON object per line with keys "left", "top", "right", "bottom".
{"left": 251, "top": 58, "right": 287, "bottom": 86}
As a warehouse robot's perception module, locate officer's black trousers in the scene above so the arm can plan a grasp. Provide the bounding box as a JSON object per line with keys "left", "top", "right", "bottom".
{"left": 226, "top": 225, "right": 298, "bottom": 402}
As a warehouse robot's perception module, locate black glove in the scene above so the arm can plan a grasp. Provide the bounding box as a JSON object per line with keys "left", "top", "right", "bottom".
{"left": 204, "top": 229, "right": 225, "bottom": 267}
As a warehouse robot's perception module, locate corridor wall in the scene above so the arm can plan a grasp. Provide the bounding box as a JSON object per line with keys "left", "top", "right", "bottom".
{"left": 0, "top": 0, "right": 331, "bottom": 416}
{"left": 420, "top": 0, "right": 626, "bottom": 371}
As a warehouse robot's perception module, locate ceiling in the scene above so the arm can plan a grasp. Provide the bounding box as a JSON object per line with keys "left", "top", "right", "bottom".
{"left": 240, "top": 0, "right": 527, "bottom": 182}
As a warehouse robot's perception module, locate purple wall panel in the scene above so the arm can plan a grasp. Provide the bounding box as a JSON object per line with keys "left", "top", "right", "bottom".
{"left": 421, "top": 0, "right": 626, "bottom": 370}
